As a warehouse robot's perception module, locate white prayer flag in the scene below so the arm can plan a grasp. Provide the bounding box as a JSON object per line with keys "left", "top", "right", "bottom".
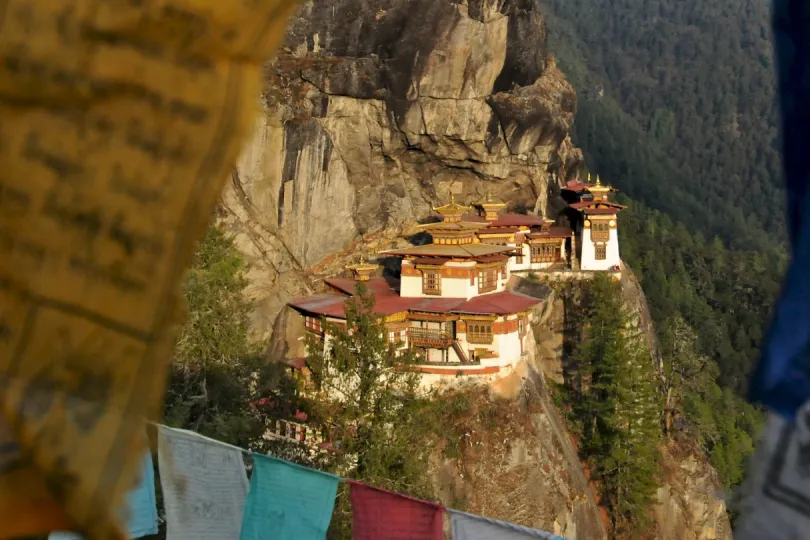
{"left": 158, "top": 426, "right": 249, "bottom": 540}
{"left": 450, "top": 509, "right": 566, "bottom": 540}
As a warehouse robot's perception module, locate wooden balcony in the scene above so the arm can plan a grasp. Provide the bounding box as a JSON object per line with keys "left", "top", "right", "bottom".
{"left": 407, "top": 328, "right": 454, "bottom": 349}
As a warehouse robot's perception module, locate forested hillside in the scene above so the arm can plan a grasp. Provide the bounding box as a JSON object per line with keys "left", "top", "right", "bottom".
{"left": 541, "top": 0, "right": 783, "bottom": 490}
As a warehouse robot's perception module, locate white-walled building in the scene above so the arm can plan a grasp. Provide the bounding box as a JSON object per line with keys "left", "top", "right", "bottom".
{"left": 288, "top": 183, "right": 623, "bottom": 389}
{"left": 288, "top": 193, "right": 543, "bottom": 389}
{"left": 562, "top": 176, "right": 625, "bottom": 272}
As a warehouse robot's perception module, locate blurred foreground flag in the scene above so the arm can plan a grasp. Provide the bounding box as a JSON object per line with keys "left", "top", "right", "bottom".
{"left": 0, "top": 0, "right": 298, "bottom": 538}
{"left": 349, "top": 481, "right": 444, "bottom": 540}
{"left": 748, "top": 0, "right": 810, "bottom": 420}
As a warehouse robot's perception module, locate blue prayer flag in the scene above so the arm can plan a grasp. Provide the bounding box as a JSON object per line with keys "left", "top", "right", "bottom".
{"left": 239, "top": 454, "right": 339, "bottom": 540}
{"left": 125, "top": 451, "right": 159, "bottom": 538}
{"left": 748, "top": 0, "right": 810, "bottom": 420}
{"left": 48, "top": 451, "right": 158, "bottom": 540}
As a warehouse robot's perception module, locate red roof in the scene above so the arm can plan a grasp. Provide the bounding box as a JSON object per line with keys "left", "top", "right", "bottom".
{"left": 584, "top": 208, "right": 622, "bottom": 215}
{"left": 289, "top": 290, "right": 542, "bottom": 319}
{"left": 563, "top": 180, "right": 595, "bottom": 193}
{"left": 325, "top": 277, "right": 397, "bottom": 297}
{"left": 463, "top": 213, "right": 549, "bottom": 227}
{"left": 405, "top": 297, "right": 467, "bottom": 313}
{"left": 454, "top": 291, "right": 542, "bottom": 315}
{"left": 528, "top": 226, "right": 572, "bottom": 239}
{"left": 569, "top": 200, "right": 626, "bottom": 211}
{"left": 288, "top": 293, "right": 351, "bottom": 318}
{"left": 475, "top": 254, "right": 510, "bottom": 263}
{"left": 478, "top": 226, "right": 520, "bottom": 234}
{"left": 411, "top": 257, "right": 452, "bottom": 265}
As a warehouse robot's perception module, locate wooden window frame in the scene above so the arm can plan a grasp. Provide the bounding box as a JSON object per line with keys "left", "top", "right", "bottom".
{"left": 305, "top": 316, "right": 323, "bottom": 333}
{"left": 591, "top": 222, "right": 610, "bottom": 242}
{"left": 422, "top": 270, "right": 441, "bottom": 295}
{"left": 477, "top": 268, "right": 497, "bottom": 293}
{"left": 530, "top": 244, "right": 558, "bottom": 263}
{"left": 595, "top": 244, "right": 607, "bottom": 260}
{"left": 467, "top": 322, "right": 494, "bottom": 344}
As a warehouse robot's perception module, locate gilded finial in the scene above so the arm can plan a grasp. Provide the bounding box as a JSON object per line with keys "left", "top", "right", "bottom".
{"left": 486, "top": 191, "right": 494, "bottom": 203}
{"left": 596, "top": 175, "right": 602, "bottom": 186}
{"left": 449, "top": 190, "right": 455, "bottom": 204}
{"left": 587, "top": 172, "right": 592, "bottom": 183}
{"left": 359, "top": 254, "right": 365, "bottom": 264}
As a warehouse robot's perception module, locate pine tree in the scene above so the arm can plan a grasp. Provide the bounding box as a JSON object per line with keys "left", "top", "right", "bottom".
{"left": 166, "top": 224, "right": 302, "bottom": 448}
{"left": 560, "top": 275, "right": 661, "bottom": 534}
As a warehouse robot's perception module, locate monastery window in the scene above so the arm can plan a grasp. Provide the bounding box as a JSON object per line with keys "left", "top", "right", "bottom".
{"left": 467, "top": 322, "right": 493, "bottom": 344}
{"left": 591, "top": 222, "right": 610, "bottom": 242}
{"left": 423, "top": 270, "right": 441, "bottom": 295}
{"left": 595, "top": 244, "right": 607, "bottom": 260}
{"left": 516, "top": 252, "right": 524, "bottom": 265}
{"left": 530, "top": 244, "right": 557, "bottom": 263}
{"left": 478, "top": 268, "right": 497, "bottom": 293}
{"left": 305, "top": 316, "right": 323, "bottom": 333}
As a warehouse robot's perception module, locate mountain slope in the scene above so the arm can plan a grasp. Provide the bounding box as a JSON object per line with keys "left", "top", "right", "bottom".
{"left": 540, "top": 0, "right": 777, "bottom": 490}
{"left": 542, "top": 0, "right": 782, "bottom": 249}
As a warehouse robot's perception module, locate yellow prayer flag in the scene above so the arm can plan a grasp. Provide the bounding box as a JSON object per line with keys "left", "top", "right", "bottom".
{"left": 0, "top": 1, "right": 298, "bottom": 538}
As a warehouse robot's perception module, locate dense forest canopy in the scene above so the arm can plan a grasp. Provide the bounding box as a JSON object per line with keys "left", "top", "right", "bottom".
{"left": 541, "top": 0, "right": 783, "bottom": 490}
{"left": 544, "top": 0, "right": 783, "bottom": 250}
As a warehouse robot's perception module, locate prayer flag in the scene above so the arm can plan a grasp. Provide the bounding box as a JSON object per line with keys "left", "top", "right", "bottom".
{"left": 239, "top": 454, "right": 339, "bottom": 540}
{"left": 125, "top": 451, "right": 159, "bottom": 538}
{"left": 158, "top": 426, "right": 249, "bottom": 540}
{"left": 0, "top": 1, "right": 298, "bottom": 538}
{"left": 449, "top": 509, "right": 567, "bottom": 540}
{"left": 46, "top": 450, "right": 159, "bottom": 540}
{"left": 748, "top": 0, "right": 810, "bottom": 420}
{"left": 349, "top": 481, "right": 443, "bottom": 540}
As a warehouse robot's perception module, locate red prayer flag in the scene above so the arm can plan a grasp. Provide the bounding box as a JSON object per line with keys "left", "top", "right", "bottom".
{"left": 349, "top": 481, "right": 444, "bottom": 540}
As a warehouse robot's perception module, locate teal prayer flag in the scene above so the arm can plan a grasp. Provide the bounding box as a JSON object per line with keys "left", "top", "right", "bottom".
{"left": 239, "top": 454, "right": 339, "bottom": 540}
{"left": 125, "top": 451, "right": 159, "bottom": 538}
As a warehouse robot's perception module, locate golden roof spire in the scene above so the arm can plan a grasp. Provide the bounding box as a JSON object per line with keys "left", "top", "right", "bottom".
{"left": 486, "top": 190, "right": 494, "bottom": 203}
{"left": 432, "top": 189, "right": 470, "bottom": 222}
{"left": 346, "top": 254, "right": 377, "bottom": 280}
{"left": 596, "top": 174, "right": 602, "bottom": 186}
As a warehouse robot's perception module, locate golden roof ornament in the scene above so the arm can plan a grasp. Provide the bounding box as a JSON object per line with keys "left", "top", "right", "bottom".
{"left": 346, "top": 255, "right": 377, "bottom": 281}
{"left": 433, "top": 189, "right": 470, "bottom": 222}
{"left": 478, "top": 190, "right": 506, "bottom": 221}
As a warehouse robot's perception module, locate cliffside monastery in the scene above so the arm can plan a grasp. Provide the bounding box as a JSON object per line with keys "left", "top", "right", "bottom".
{"left": 288, "top": 176, "right": 624, "bottom": 387}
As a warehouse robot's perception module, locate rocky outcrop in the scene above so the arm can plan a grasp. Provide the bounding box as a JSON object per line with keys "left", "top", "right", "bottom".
{"left": 221, "top": 0, "right": 583, "bottom": 341}
{"left": 656, "top": 445, "right": 732, "bottom": 540}
{"left": 432, "top": 369, "right": 609, "bottom": 540}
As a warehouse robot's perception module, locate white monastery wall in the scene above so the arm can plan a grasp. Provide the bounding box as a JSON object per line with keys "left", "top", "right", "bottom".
{"left": 580, "top": 227, "right": 620, "bottom": 271}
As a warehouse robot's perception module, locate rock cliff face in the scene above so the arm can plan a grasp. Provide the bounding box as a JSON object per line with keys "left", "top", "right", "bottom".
{"left": 223, "top": 2, "right": 731, "bottom": 538}
{"left": 221, "top": 0, "right": 582, "bottom": 341}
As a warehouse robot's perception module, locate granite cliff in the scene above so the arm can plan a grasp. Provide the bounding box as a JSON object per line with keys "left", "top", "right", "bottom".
{"left": 221, "top": 1, "right": 731, "bottom": 538}
{"left": 221, "top": 0, "right": 582, "bottom": 342}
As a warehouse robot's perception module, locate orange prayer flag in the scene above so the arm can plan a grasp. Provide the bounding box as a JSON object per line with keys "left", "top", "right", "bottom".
{"left": 0, "top": 1, "right": 298, "bottom": 538}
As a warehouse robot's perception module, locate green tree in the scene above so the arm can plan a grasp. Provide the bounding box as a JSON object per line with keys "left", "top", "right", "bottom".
{"left": 304, "top": 285, "right": 438, "bottom": 539}
{"left": 561, "top": 276, "right": 661, "bottom": 534}
{"left": 305, "top": 284, "right": 433, "bottom": 494}
{"left": 165, "top": 224, "right": 302, "bottom": 449}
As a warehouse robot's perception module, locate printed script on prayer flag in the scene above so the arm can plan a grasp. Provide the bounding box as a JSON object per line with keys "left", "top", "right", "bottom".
{"left": 0, "top": 1, "right": 298, "bottom": 538}
{"left": 349, "top": 481, "right": 443, "bottom": 540}
{"left": 158, "top": 427, "right": 249, "bottom": 540}
{"left": 239, "top": 454, "right": 339, "bottom": 540}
